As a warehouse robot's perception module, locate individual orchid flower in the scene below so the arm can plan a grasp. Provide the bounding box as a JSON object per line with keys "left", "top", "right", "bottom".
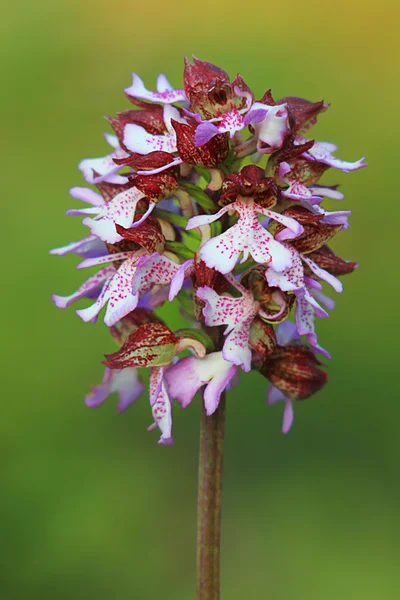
{"left": 192, "top": 86, "right": 253, "bottom": 145}
{"left": 53, "top": 249, "right": 192, "bottom": 327}
{"left": 53, "top": 249, "right": 143, "bottom": 325}
{"left": 193, "top": 96, "right": 290, "bottom": 156}
{"left": 80, "top": 186, "right": 148, "bottom": 243}
{"left": 103, "top": 322, "right": 206, "bottom": 445}
{"left": 278, "top": 162, "right": 349, "bottom": 218}
{"left": 165, "top": 351, "right": 237, "bottom": 415}
{"left": 125, "top": 73, "right": 187, "bottom": 105}
{"left": 186, "top": 196, "right": 304, "bottom": 274}
{"left": 79, "top": 133, "right": 129, "bottom": 185}
{"left": 85, "top": 366, "right": 144, "bottom": 413}
{"left": 278, "top": 162, "right": 324, "bottom": 204}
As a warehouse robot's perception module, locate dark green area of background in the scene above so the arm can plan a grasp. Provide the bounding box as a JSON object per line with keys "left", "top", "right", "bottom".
{"left": 1, "top": 1, "right": 399, "bottom": 598}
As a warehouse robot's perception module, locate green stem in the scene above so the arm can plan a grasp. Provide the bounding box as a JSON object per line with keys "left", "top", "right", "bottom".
{"left": 196, "top": 392, "right": 226, "bottom": 600}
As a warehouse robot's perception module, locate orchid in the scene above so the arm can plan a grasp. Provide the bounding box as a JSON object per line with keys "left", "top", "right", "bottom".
{"left": 53, "top": 54, "right": 362, "bottom": 438}
{"left": 51, "top": 56, "right": 364, "bottom": 599}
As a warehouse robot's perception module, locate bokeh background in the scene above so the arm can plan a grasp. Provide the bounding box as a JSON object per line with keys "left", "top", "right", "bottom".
{"left": 2, "top": 1, "right": 399, "bottom": 598}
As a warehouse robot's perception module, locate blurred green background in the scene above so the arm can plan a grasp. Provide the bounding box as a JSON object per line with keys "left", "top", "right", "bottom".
{"left": 2, "top": 0, "right": 399, "bottom": 598}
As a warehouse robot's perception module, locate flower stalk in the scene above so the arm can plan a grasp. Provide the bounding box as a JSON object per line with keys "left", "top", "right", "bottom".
{"left": 197, "top": 392, "right": 226, "bottom": 600}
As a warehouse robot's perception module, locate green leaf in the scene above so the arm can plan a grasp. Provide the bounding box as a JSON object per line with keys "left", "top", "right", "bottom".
{"left": 210, "top": 220, "right": 222, "bottom": 237}
{"left": 193, "top": 166, "right": 212, "bottom": 183}
{"left": 234, "top": 259, "right": 254, "bottom": 274}
{"left": 165, "top": 241, "right": 195, "bottom": 260}
{"left": 175, "top": 328, "right": 214, "bottom": 353}
{"left": 154, "top": 208, "right": 188, "bottom": 229}
{"left": 179, "top": 181, "right": 216, "bottom": 210}
{"left": 176, "top": 289, "right": 195, "bottom": 318}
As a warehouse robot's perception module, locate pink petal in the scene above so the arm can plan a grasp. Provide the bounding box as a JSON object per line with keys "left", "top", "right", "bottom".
{"left": 194, "top": 122, "right": 220, "bottom": 146}
{"left": 125, "top": 73, "right": 186, "bottom": 104}
{"left": 150, "top": 380, "right": 174, "bottom": 445}
{"left": 265, "top": 245, "right": 304, "bottom": 291}
{"left": 275, "top": 321, "right": 299, "bottom": 346}
{"left": 103, "top": 259, "right": 141, "bottom": 326}
{"left": 267, "top": 384, "right": 286, "bottom": 405}
{"left": 301, "top": 255, "right": 343, "bottom": 293}
{"left": 132, "top": 253, "right": 181, "bottom": 296}
{"left": 50, "top": 234, "right": 104, "bottom": 258}
{"left": 258, "top": 208, "right": 304, "bottom": 239}
{"left": 52, "top": 266, "right": 115, "bottom": 309}
{"left": 77, "top": 251, "right": 137, "bottom": 270}
{"left": 282, "top": 399, "right": 294, "bottom": 434}
{"left": 149, "top": 366, "right": 165, "bottom": 407}
{"left": 76, "top": 275, "right": 114, "bottom": 322}
{"left": 295, "top": 295, "right": 330, "bottom": 358}
{"left": 82, "top": 187, "right": 146, "bottom": 243}
{"left": 186, "top": 205, "right": 230, "bottom": 231}
{"left": 203, "top": 362, "right": 237, "bottom": 415}
{"left": 169, "top": 259, "right": 194, "bottom": 301}
{"left": 252, "top": 103, "right": 289, "bottom": 153}
{"left": 165, "top": 352, "right": 236, "bottom": 413}
{"left": 69, "top": 187, "right": 105, "bottom": 206}
{"left": 303, "top": 140, "right": 367, "bottom": 172}
{"left": 222, "top": 322, "right": 253, "bottom": 372}
{"left": 123, "top": 123, "right": 177, "bottom": 154}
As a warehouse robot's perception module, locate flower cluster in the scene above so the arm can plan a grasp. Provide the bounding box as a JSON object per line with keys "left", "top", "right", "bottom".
{"left": 52, "top": 57, "right": 364, "bottom": 443}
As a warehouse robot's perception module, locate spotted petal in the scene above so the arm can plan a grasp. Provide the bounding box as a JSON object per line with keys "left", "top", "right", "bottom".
{"left": 103, "top": 259, "right": 141, "bottom": 326}
{"left": 125, "top": 73, "right": 186, "bottom": 104}
{"left": 196, "top": 286, "right": 259, "bottom": 371}
{"left": 148, "top": 378, "right": 174, "bottom": 445}
{"left": 302, "top": 140, "right": 367, "bottom": 172}
{"left": 123, "top": 105, "right": 185, "bottom": 154}
{"left": 132, "top": 253, "right": 182, "bottom": 297}
{"left": 82, "top": 187, "right": 146, "bottom": 243}
{"left": 123, "top": 123, "right": 178, "bottom": 154}
{"left": 194, "top": 199, "right": 293, "bottom": 274}
{"left": 295, "top": 295, "right": 331, "bottom": 358}
{"left": 265, "top": 245, "right": 304, "bottom": 292}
